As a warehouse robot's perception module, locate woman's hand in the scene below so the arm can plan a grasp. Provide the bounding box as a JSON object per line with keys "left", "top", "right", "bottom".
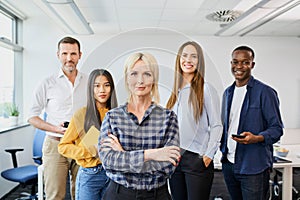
{"left": 144, "top": 146, "right": 181, "bottom": 166}
{"left": 93, "top": 144, "right": 99, "bottom": 158}
{"left": 101, "top": 133, "right": 124, "bottom": 152}
{"left": 203, "top": 155, "right": 212, "bottom": 167}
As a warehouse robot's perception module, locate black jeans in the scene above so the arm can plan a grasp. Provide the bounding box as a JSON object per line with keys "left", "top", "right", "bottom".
{"left": 169, "top": 150, "right": 214, "bottom": 200}
{"left": 103, "top": 180, "right": 171, "bottom": 200}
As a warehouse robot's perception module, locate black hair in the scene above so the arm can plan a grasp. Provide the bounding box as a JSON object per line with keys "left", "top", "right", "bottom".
{"left": 232, "top": 45, "right": 255, "bottom": 59}
{"left": 84, "top": 69, "right": 118, "bottom": 132}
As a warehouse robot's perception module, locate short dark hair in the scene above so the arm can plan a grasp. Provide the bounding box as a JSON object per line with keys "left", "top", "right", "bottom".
{"left": 232, "top": 45, "right": 255, "bottom": 59}
{"left": 57, "top": 36, "right": 81, "bottom": 52}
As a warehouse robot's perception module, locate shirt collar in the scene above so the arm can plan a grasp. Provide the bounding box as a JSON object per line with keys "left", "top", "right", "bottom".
{"left": 122, "top": 102, "right": 156, "bottom": 114}
{"left": 246, "top": 76, "right": 255, "bottom": 88}
{"left": 179, "top": 83, "right": 191, "bottom": 92}
{"left": 56, "top": 68, "right": 83, "bottom": 80}
{"left": 231, "top": 76, "right": 254, "bottom": 89}
{"left": 57, "top": 68, "right": 65, "bottom": 78}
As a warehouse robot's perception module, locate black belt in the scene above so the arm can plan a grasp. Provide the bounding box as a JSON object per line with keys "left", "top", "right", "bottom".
{"left": 110, "top": 180, "right": 168, "bottom": 198}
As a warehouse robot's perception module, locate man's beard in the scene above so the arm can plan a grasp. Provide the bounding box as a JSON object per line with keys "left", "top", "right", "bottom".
{"left": 63, "top": 65, "right": 75, "bottom": 73}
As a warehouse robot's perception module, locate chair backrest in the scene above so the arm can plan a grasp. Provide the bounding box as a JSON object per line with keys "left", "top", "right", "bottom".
{"left": 32, "top": 128, "right": 46, "bottom": 165}
{"left": 32, "top": 112, "right": 47, "bottom": 165}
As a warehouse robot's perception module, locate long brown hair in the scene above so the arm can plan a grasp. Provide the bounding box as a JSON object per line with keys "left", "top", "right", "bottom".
{"left": 166, "top": 41, "right": 205, "bottom": 121}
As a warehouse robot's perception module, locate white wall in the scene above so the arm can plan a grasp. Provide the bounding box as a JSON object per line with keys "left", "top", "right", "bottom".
{"left": 22, "top": 21, "right": 300, "bottom": 128}
{"left": 2, "top": 0, "right": 300, "bottom": 197}
{"left": 20, "top": 1, "right": 300, "bottom": 128}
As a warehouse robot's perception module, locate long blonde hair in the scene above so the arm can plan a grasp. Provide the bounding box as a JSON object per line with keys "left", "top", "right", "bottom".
{"left": 166, "top": 41, "right": 205, "bottom": 121}
{"left": 124, "top": 52, "right": 160, "bottom": 104}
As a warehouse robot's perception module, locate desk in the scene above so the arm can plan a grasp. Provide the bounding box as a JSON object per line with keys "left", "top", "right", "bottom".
{"left": 38, "top": 165, "right": 44, "bottom": 200}
{"left": 274, "top": 144, "right": 300, "bottom": 200}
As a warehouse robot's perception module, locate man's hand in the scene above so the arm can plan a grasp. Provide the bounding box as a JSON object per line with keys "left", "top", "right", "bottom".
{"left": 55, "top": 122, "right": 67, "bottom": 134}
{"left": 28, "top": 116, "right": 66, "bottom": 134}
{"left": 232, "top": 131, "right": 264, "bottom": 144}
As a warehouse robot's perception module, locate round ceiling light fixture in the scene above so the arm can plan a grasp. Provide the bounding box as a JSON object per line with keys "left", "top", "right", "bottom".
{"left": 206, "top": 10, "right": 242, "bottom": 23}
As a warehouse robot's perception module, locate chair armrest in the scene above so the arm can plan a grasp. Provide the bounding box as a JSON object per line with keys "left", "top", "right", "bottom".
{"left": 4, "top": 148, "right": 24, "bottom": 168}
{"left": 33, "top": 156, "right": 43, "bottom": 165}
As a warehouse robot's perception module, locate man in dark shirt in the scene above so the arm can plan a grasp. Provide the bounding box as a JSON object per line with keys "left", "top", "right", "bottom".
{"left": 220, "top": 45, "right": 283, "bottom": 200}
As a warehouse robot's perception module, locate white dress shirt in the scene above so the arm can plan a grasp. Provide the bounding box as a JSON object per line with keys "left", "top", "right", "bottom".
{"left": 28, "top": 68, "right": 87, "bottom": 136}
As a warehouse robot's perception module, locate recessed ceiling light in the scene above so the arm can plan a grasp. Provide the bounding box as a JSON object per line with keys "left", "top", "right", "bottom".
{"left": 206, "top": 10, "right": 242, "bottom": 23}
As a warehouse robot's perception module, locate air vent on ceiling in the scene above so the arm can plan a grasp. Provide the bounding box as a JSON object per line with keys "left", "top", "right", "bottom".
{"left": 206, "top": 10, "right": 242, "bottom": 23}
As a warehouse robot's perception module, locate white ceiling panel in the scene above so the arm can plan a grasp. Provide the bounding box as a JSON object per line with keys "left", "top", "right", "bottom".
{"left": 80, "top": 7, "right": 118, "bottom": 22}
{"left": 117, "top": 8, "right": 163, "bottom": 21}
{"left": 75, "top": 0, "right": 113, "bottom": 8}
{"left": 161, "top": 9, "right": 200, "bottom": 21}
{"left": 115, "top": 0, "right": 166, "bottom": 9}
{"left": 6, "top": 0, "right": 300, "bottom": 37}
{"left": 164, "top": 0, "right": 205, "bottom": 9}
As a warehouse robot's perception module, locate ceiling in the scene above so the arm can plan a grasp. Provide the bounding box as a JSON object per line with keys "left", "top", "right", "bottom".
{"left": 7, "top": 0, "right": 300, "bottom": 37}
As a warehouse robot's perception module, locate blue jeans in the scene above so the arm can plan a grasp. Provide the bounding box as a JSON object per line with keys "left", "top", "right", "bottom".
{"left": 75, "top": 164, "right": 109, "bottom": 200}
{"left": 222, "top": 160, "right": 270, "bottom": 200}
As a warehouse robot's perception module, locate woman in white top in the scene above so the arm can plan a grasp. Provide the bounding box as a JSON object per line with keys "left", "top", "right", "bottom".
{"left": 166, "top": 41, "right": 223, "bottom": 200}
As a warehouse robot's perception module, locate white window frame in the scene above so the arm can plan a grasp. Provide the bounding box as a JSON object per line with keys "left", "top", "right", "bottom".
{"left": 0, "top": 3, "right": 24, "bottom": 129}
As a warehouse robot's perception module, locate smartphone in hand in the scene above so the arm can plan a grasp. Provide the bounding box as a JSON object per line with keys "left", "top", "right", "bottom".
{"left": 63, "top": 121, "right": 69, "bottom": 128}
{"left": 231, "top": 134, "right": 246, "bottom": 139}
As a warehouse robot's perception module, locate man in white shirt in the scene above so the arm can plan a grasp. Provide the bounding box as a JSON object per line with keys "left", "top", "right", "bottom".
{"left": 28, "top": 36, "right": 87, "bottom": 200}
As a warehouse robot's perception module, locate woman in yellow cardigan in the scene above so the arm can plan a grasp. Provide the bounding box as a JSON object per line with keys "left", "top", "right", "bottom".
{"left": 58, "top": 69, "right": 118, "bottom": 199}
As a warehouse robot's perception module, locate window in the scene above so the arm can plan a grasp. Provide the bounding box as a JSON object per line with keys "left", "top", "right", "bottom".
{"left": 0, "top": 3, "right": 23, "bottom": 129}
{"left": 0, "top": 47, "right": 14, "bottom": 105}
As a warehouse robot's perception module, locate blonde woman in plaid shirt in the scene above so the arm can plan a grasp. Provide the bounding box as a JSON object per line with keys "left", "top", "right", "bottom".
{"left": 99, "top": 52, "right": 181, "bottom": 200}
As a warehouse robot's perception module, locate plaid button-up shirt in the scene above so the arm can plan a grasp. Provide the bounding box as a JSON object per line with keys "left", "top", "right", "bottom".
{"left": 99, "top": 103, "right": 179, "bottom": 190}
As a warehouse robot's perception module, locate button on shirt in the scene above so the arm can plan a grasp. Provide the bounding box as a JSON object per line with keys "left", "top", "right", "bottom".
{"left": 173, "top": 82, "right": 222, "bottom": 159}
{"left": 28, "top": 69, "right": 87, "bottom": 136}
{"left": 99, "top": 103, "right": 179, "bottom": 190}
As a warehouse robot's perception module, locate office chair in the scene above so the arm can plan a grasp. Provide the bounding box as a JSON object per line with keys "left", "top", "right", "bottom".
{"left": 269, "top": 168, "right": 300, "bottom": 200}
{"left": 1, "top": 128, "right": 46, "bottom": 199}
